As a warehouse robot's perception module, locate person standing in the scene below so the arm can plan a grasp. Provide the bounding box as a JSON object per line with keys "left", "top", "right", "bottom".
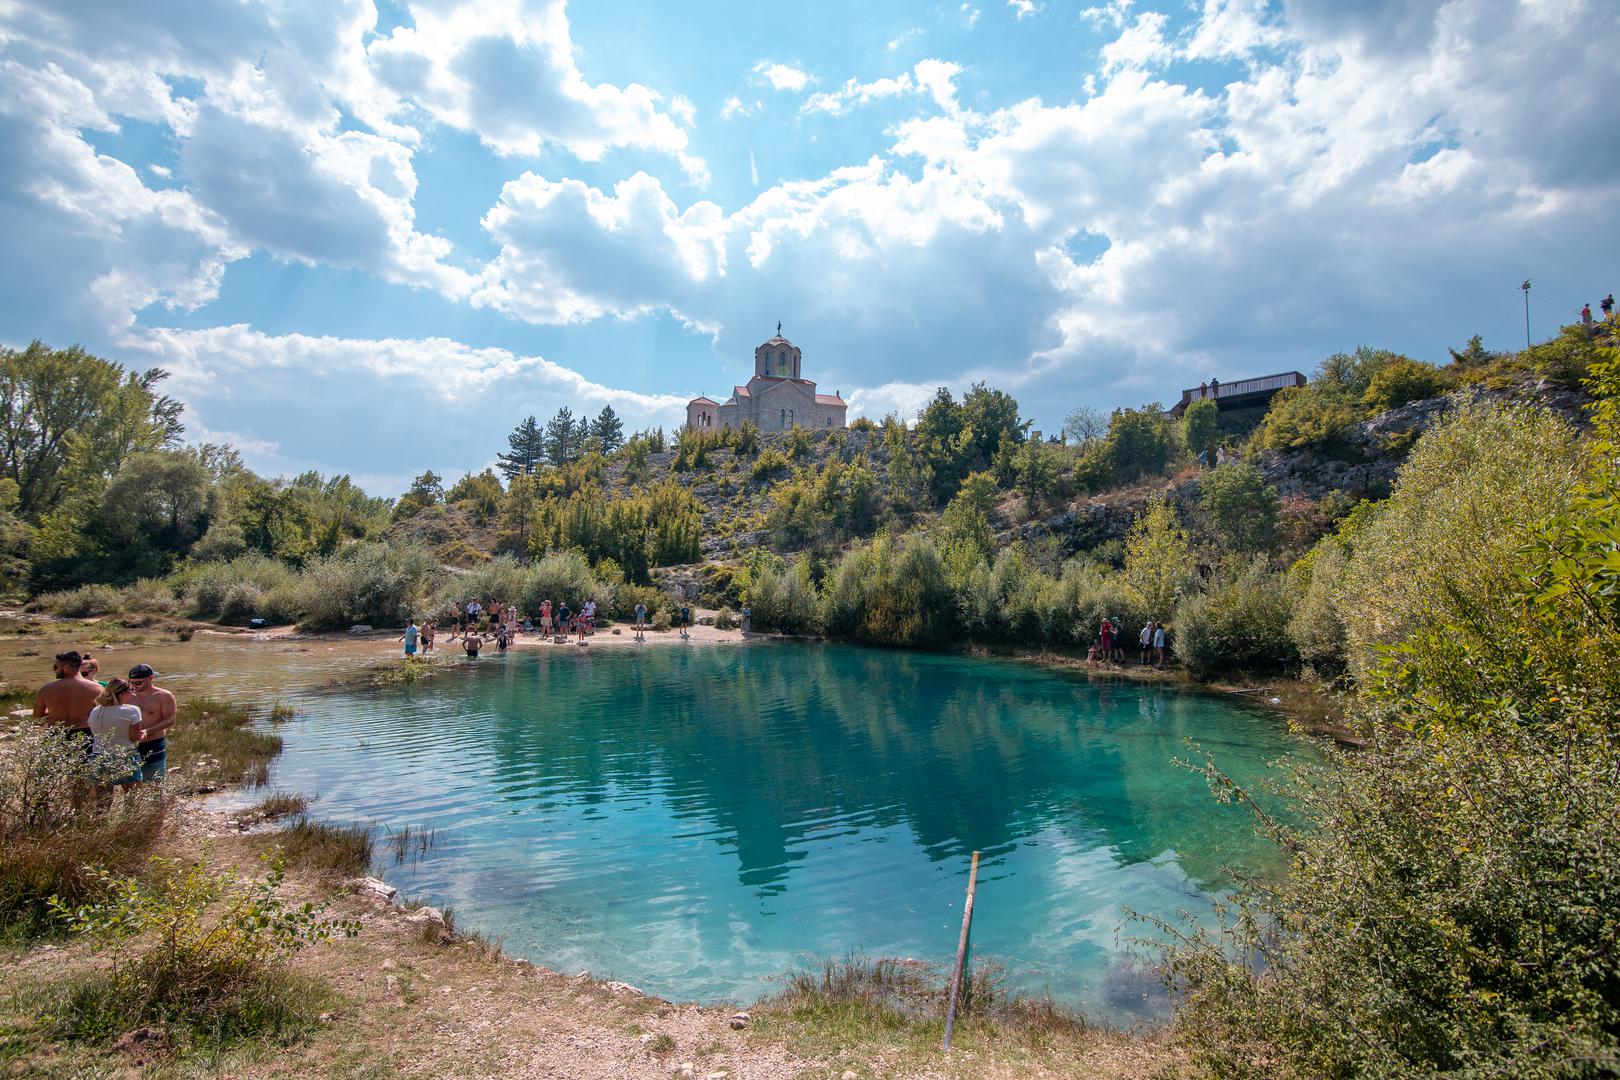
{"left": 87, "top": 678, "right": 142, "bottom": 797}
{"left": 399, "top": 619, "right": 420, "bottom": 657}
{"left": 1098, "top": 618, "right": 1114, "bottom": 663}
{"left": 741, "top": 604, "right": 752, "bottom": 635}
{"left": 679, "top": 604, "right": 691, "bottom": 639}
{"left": 463, "top": 631, "right": 483, "bottom": 657}
{"left": 421, "top": 619, "right": 436, "bottom": 653}
{"left": 540, "top": 599, "right": 554, "bottom": 639}
{"left": 126, "top": 663, "right": 175, "bottom": 784}
{"left": 557, "top": 601, "right": 572, "bottom": 641}
{"left": 33, "top": 650, "right": 103, "bottom": 751}
{"left": 1602, "top": 293, "right": 1615, "bottom": 320}
{"left": 1110, "top": 616, "right": 1125, "bottom": 663}
{"left": 1152, "top": 623, "right": 1167, "bottom": 667}
{"left": 1139, "top": 621, "right": 1153, "bottom": 664}
{"left": 1583, "top": 303, "right": 1594, "bottom": 327}
{"left": 634, "top": 602, "right": 647, "bottom": 641}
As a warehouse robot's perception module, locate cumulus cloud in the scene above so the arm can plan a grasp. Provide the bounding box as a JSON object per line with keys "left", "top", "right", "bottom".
{"left": 1008, "top": 0, "right": 1041, "bottom": 19}
{"left": 752, "top": 61, "right": 812, "bottom": 92}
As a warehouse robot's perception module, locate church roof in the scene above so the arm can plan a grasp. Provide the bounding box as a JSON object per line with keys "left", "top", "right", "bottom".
{"left": 761, "top": 334, "right": 793, "bottom": 347}
{"left": 687, "top": 395, "right": 718, "bottom": 405}
{"left": 814, "top": 393, "right": 846, "bottom": 406}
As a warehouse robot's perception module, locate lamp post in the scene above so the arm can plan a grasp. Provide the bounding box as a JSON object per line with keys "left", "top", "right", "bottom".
{"left": 1521, "top": 279, "right": 1532, "bottom": 350}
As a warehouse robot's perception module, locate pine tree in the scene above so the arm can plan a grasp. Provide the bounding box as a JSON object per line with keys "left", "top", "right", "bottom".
{"left": 544, "top": 406, "right": 579, "bottom": 466}
{"left": 497, "top": 415, "right": 546, "bottom": 480}
{"left": 589, "top": 405, "right": 625, "bottom": 454}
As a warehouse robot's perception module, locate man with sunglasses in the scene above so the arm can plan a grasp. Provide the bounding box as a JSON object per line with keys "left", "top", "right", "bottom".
{"left": 33, "top": 650, "right": 103, "bottom": 747}
{"left": 126, "top": 663, "right": 176, "bottom": 783}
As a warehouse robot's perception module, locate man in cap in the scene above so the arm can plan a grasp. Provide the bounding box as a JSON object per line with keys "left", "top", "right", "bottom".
{"left": 126, "top": 664, "right": 176, "bottom": 783}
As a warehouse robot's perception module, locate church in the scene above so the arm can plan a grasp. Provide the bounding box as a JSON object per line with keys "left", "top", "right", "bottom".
{"left": 685, "top": 327, "right": 847, "bottom": 432}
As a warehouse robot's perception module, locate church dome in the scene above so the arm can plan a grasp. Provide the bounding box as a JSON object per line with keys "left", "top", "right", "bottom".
{"left": 754, "top": 326, "right": 802, "bottom": 379}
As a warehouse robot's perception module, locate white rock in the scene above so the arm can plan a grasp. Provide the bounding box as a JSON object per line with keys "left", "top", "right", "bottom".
{"left": 406, "top": 906, "right": 446, "bottom": 925}
{"left": 348, "top": 624, "right": 373, "bottom": 634}
{"left": 603, "top": 980, "right": 644, "bottom": 996}
{"left": 355, "top": 876, "right": 397, "bottom": 901}
{"left": 842, "top": 1072, "right": 859, "bottom": 1080}
{"left": 729, "top": 1011, "right": 749, "bottom": 1030}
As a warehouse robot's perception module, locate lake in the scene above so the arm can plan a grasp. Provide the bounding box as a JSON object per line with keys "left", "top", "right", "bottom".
{"left": 246, "top": 640, "right": 1302, "bottom": 1017}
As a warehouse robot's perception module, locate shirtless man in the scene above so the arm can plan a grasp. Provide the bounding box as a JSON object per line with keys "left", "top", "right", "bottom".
{"left": 34, "top": 651, "right": 103, "bottom": 746}
{"left": 126, "top": 663, "right": 176, "bottom": 784}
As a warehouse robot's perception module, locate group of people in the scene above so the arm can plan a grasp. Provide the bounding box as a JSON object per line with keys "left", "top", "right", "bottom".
{"left": 1089, "top": 618, "right": 1169, "bottom": 667}
{"left": 33, "top": 650, "right": 176, "bottom": 798}
{"left": 400, "top": 597, "right": 616, "bottom": 658}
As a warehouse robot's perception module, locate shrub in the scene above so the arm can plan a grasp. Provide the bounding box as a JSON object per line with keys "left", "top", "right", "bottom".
{"left": 35, "top": 583, "right": 123, "bottom": 617}
{"left": 1123, "top": 498, "right": 1194, "bottom": 621}
{"left": 1198, "top": 464, "right": 1281, "bottom": 555}
{"left": 1173, "top": 559, "right": 1297, "bottom": 677}
{"left": 1250, "top": 386, "right": 1359, "bottom": 452}
{"left": 218, "top": 580, "right": 265, "bottom": 624}
{"left": 120, "top": 577, "right": 179, "bottom": 614}
{"left": 1336, "top": 402, "right": 1583, "bottom": 681}
{"left": 821, "top": 535, "right": 953, "bottom": 647}
{"left": 713, "top": 607, "right": 738, "bottom": 630}
{"left": 46, "top": 856, "right": 357, "bottom": 1047}
{"left": 1361, "top": 357, "right": 1449, "bottom": 411}
{"left": 747, "top": 559, "right": 820, "bottom": 636}
{"left": 0, "top": 726, "right": 167, "bottom": 938}
{"left": 295, "top": 543, "right": 434, "bottom": 630}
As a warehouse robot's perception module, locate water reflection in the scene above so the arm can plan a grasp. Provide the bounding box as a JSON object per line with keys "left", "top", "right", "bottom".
{"left": 248, "top": 641, "right": 1298, "bottom": 1013}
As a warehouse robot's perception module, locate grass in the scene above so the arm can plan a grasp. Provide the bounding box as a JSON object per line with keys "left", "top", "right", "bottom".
{"left": 751, "top": 955, "right": 1116, "bottom": 1072}
{"left": 168, "top": 697, "right": 283, "bottom": 791}
{"left": 239, "top": 792, "right": 312, "bottom": 822}
{"left": 270, "top": 816, "right": 375, "bottom": 878}
{"left": 382, "top": 823, "right": 436, "bottom": 866}
{"left": 267, "top": 701, "right": 299, "bottom": 723}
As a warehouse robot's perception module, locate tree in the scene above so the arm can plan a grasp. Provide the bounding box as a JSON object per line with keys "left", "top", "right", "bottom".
{"left": 446, "top": 470, "right": 504, "bottom": 523}
{"left": 1199, "top": 463, "right": 1282, "bottom": 555}
{"left": 1106, "top": 405, "right": 1173, "bottom": 480}
{"left": 100, "top": 451, "right": 209, "bottom": 551}
{"left": 0, "top": 341, "right": 182, "bottom": 520}
{"left": 1448, "top": 334, "right": 1498, "bottom": 369}
{"left": 498, "top": 416, "right": 546, "bottom": 480}
{"left": 393, "top": 470, "right": 444, "bottom": 520}
{"left": 545, "top": 407, "right": 581, "bottom": 466}
{"left": 1181, "top": 398, "right": 1220, "bottom": 460}
{"left": 940, "top": 470, "right": 999, "bottom": 557}
{"left": 914, "top": 387, "right": 968, "bottom": 505}
{"left": 1123, "top": 497, "right": 1193, "bottom": 619}
{"left": 960, "top": 382, "right": 1026, "bottom": 467}
{"left": 1063, "top": 405, "right": 1107, "bottom": 445}
{"left": 589, "top": 406, "right": 625, "bottom": 454}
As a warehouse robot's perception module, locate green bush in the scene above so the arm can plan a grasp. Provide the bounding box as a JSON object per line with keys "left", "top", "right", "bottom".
{"left": 46, "top": 856, "right": 357, "bottom": 1047}
{"left": 1336, "top": 402, "right": 1583, "bottom": 681}
{"left": 821, "top": 535, "right": 953, "bottom": 647}
{"left": 747, "top": 559, "right": 820, "bottom": 635}
{"left": 34, "top": 583, "right": 123, "bottom": 617}
{"left": 1361, "top": 357, "right": 1449, "bottom": 411}
{"left": 295, "top": 543, "right": 434, "bottom": 630}
{"left": 1198, "top": 463, "right": 1281, "bottom": 555}
{"left": 1172, "top": 560, "right": 1297, "bottom": 677}
{"left": 1250, "top": 386, "right": 1360, "bottom": 452}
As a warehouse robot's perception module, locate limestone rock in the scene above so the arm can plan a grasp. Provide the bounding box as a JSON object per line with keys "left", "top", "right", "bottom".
{"left": 603, "top": 980, "right": 645, "bottom": 997}
{"left": 354, "top": 876, "right": 397, "bottom": 902}
{"left": 729, "top": 1011, "right": 749, "bottom": 1030}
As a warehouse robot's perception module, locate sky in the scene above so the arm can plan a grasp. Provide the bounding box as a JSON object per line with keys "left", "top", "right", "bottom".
{"left": 1, "top": 0, "right": 1615, "bottom": 496}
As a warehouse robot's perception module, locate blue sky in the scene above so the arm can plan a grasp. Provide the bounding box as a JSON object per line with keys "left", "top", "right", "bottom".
{"left": 1, "top": 0, "right": 1615, "bottom": 494}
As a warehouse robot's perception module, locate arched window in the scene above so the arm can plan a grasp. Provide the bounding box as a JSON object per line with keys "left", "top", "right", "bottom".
{"left": 826, "top": 416, "right": 832, "bottom": 427}
{"left": 789, "top": 409, "right": 795, "bottom": 427}
{"left": 780, "top": 408, "right": 786, "bottom": 427}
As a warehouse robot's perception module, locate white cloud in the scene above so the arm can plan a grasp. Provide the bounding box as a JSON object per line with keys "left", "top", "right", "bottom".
{"left": 961, "top": 4, "right": 981, "bottom": 29}
{"left": 752, "top": 61, "right": 811, "bottom": 92}
{"left": 1099, "top": 11, "right": 1172, "bottom": 75}
{"left": 720, "top": 95, "right": 760, "bottom": 120}
{"left": 1008, "top": 0, "right": 1040, "bottom": 19}
{"left": 887, "top": 28, "right": 923, "bottom": 51}
{"left": 802, "top": 60, "right": 963, "bottom": 118}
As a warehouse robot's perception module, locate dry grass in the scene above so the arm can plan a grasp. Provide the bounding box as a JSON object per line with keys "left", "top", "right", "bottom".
{"left": 240, "top": 792, "right": 312, "bottom": 822}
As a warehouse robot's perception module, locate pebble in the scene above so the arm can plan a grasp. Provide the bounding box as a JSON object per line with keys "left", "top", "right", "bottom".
{"left": 842, "top": 1072, "right": 859, "bottom": 1080}
{"left": 706, "top": 1072, "right": 729, "bottom": 1079}
{"left": 354, "top": 876, "right": 397, "bottom": 901}
{"left": 729, "top": 1011, "right": 749, "bottom": 1030}
{"left": 674, "top": 1064, "right": 695, "bottom": 1077}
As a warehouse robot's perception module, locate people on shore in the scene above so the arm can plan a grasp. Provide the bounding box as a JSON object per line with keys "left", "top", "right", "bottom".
{"left": 463, "top": 632, "right": 482, "bottom": 657}
{"left": 1152, "top": 623, "right": 1167, "bottom": 667}
{"left": 741, "top": 604, "right": 751, "bottom": 635}
{"left": 34, "top": 650, "right": 103, "bottom": 757}
{"left": 87, "top": 678, "right": 142, "bottom": 800}
{"left": 421, "top": 619, "right": 436, "bottom": 652}
{"left": 1098, "top": 618, "right": 1114, "bottom": 663}
{"left": 679, "top": 604, "right": 691, "bottom": 639}
{"left": 1110, "top": 617, "right": 1125, "bottom": 663}
{"left": 1139, "top": 622, "right": 1153, "bottom": 664}
{"left": 399, "top": 618, "right": 419, "bottom": 657}
{"left": 126, "top": 664, "right": 175, "bottom": 784}
{"left": 557, "top": 602, "right": 572, "bottom": 641}
{"left": 540, "top": 599, "right": 553, "bottom": 639}
{"left": 496, "top": 626, "right": 510, "bottom": 653}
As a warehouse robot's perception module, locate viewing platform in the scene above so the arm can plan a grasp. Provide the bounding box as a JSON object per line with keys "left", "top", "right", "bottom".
{"left": 1167, "top": 371, "right": 1306, "bottom": 418}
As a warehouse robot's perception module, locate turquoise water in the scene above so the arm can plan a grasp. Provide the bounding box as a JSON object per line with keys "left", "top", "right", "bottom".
{"left": 259, "top": 642, "right": 1300, "bottom": 1016}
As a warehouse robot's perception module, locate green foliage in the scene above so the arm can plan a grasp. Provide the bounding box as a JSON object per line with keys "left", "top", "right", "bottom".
{"left": 47, "top": 856, "right": 356, "bottom": 1045}
{"left": 1105, "top": 405, "right": 1173, "bottom": 480}
{"left": 1123, "top": 498, "right": 1194, "bottom": 619}
{"left": 0, "top": 341, "right": 182, "bottom": 522}
{"left": 1198, "top": 463, "right": 1281, "bottom": 555}
{"left": 766, "top": 455, "right": 881, "bottom": 550}
{"left": 588, "top": 405, "right": 625, "bottom": 454}
{"left": 622, "top": 437, "right": 653, "bottom": 484}
{"left": 1336, "top": 401, "right": 1583, "bottom": 682}
{"left": 294, "top": 543, "right": 435, "bottom": 630}
{"left": 1181, "top": 398, "right": 1221, "bottom": 459}
{"left": 821, "top": 534, "right": 954, "bottom": 647}
{"left": 544, "top": 406, "right": 586, "bottom": 466}
{"left": 1250, "top": 385, "right": 1359, "bottom": 451}
{"left": 497, "top": 415, "right": 546, "bottom": 480}
{"left": 0, "top": 725, "right": 167, "bottom": 939}
{"left": 1447, "top": 333, "right": 1499, "bottom": 369}
{"left": 751, "top": 446, "right": 790, "bottom": 481}
{"left": 938, "top": 470, "right": 999, "bottom": 558}
{"left": 745, "top": 556, "right": 820, "bottom": 635}
{"left": 1015, "top": 440, "right": 1068, "bottom": 511}
{"left": 446, "top": 469, "right": 504, "bottom": 523}
{"left": 1519, "top": 322, "right": 1611, "bottom": 389}
{"left": 1173, "top": 559, "right": 1296, "bottom": 677}
{"left": 1362, "top": 357, "right": 1449, "bottom": 411}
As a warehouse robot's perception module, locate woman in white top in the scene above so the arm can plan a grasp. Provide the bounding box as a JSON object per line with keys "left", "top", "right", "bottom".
{"left": 87, "top": 677, "right": 143, "bottom": 792}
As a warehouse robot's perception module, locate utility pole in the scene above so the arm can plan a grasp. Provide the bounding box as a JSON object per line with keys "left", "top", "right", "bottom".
{"left": 1521, "top": 279, "right": 1532, "bottom": 350}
